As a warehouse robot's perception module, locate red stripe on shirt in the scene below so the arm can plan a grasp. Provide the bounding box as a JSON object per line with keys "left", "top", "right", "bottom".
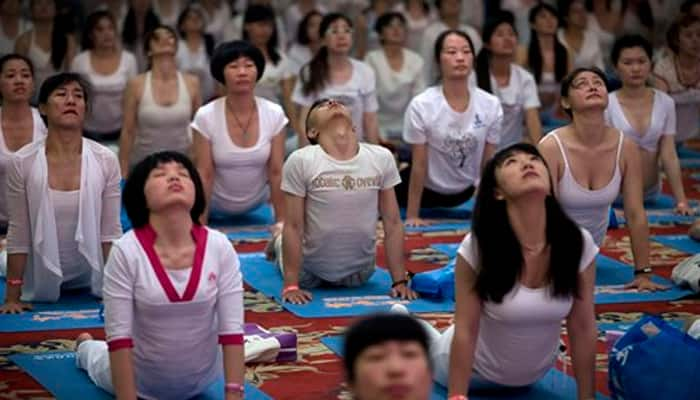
{"left": 134, "top": 224, "right": 208, "bottom": 302}
{"left": 107, "top": 338, "right": 134, "bottom": 352}
{"left": 219, "top": 334, "right": 244, "bottom": 345}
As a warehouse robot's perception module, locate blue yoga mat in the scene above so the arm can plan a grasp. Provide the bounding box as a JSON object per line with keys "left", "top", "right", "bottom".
{"left": 8, "top": 352, "right": 271, "bottom": 400}
{"left": 0, "top": 278, "right": 103, "bottom": 332}
{"left": 406, "top": 222, "right": 471, "bottom": 233}
{"left": 613, "top": 193, "right": 698, "bottom": 210}
{"left": 615, "top": 213, "right": 698, "bottom": 226}
{"left": 651, "top": 234, "right": 700, "bottom": 254}
{"left": 320, "top": 336, "right": 607, "bottom": 400}
{"left": 208, "top": 203, "right": 275, "bottom": 228}
{"left": 677, "top": 146, "right": 700, "bottom": 159}
{"left": 427, "top": 246, "right": 694, "bottom": 304}
{"left": 239, "top": 253, "right": 454, "bottom": 318}
{"left": 226, "top": 230, "right": 272, "bottom": 241}
{"left": 680, "top": 158, "right": 700, "bottom": 168}
{"left": 401, "top": 199, "right": 475, "bottom": 220}
{"left": 598, "top": 318, "right": 684, "bottom": 333}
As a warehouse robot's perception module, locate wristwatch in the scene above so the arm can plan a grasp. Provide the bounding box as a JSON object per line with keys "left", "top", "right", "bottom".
{"left": 633, "top": 267, "right": 653, "bottom": 275}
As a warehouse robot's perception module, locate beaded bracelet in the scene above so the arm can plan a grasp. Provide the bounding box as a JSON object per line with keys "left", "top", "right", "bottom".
{"left": 224, "top": 382, "right": 244, "bottom": 394}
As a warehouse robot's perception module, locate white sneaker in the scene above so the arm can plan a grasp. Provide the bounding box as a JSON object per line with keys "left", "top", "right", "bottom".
{"left": 390, "top": 303, "right": 409, "bottom": 315}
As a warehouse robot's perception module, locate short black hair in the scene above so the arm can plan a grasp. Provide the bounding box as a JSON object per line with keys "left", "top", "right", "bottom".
{"left": 667, "top": 14, "right": 700, "bottom": 54}
{"left": 681, "top": 0, "right": 700, "bottom": 14}
{"left": 304, "top": 97, "right": 334, "bottom": 145}
{"left": 374, "top": 11, "right": 407, "bottom": 36}
{"left": 296, "top": 9, "right": 322, "bottom": 45}
{"left": 559, "top": 67, "right": 608, "bottom": 117}
{"left": 0, "top": 53, "right": 34, "bottom": 77}
{"left": 82, "top": 10, "right": 117, "bottom": 50}
{"left": 611, "top": 34, "right": 653, "bottom": 66}
{"left": 343, "top": 314, "right": 431, "bottom": 383}
{"left": 38, "top": 72, "right": 91, "bottom": 111}
{"left": 123, "top": 151, "right": 206, "bottom": 229}
{"left": 243, "top": 4, "right": 280, "bottom": 65}
{"left": 210, "top": 40, "right": 266, "bottom": 84}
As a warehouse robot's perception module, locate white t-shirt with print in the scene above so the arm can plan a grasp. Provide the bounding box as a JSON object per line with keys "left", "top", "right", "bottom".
{"left": 292, "top": 58, "right": 379, "bottom": 141}
{"left": 403, "top": 86, "right": 503, "bottom": 193}
{"left": 365, "top": 48, "right": 426, "bottom": 138}
{"left": 456, "top": 228, "right": 598, "bottom": 386}
{"left": 191, "top": 97, "right": 288, "bottom": 214}
{"left": 281, "top": 143, "right": 401, "bottom": 282}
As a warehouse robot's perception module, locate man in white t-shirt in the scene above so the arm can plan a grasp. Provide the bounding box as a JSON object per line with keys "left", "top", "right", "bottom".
{"left": 272, "top": 98, "right": 417, "bottom": 304}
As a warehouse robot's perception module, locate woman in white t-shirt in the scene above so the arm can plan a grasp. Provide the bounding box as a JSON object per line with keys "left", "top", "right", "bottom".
{"left": 365, "top": 11, "right": 425, "bottom": 142}
{"left": 292, "top": 13, "right": 381, "bottom": 146}
{"left": 400, "top": 30, "right": 503, "bottom": 227}
{"left": 70, "top": 10, "right": 137, "bottom": 141}
{"left": 393, "top": 0, "right": 436, "bottom": 53}
{"left": 175, "top": 4, "right": 216, "bottom": 102}
{"left": 243, "top": 4, "right": 296, "bottom": 131}
{"left": 410, "top": 143, "right": 597, "bottom": 399}
{"left": 192, "top": 41, "right": 287, "bottom": 228}
{"left": 605, "top": 34, "right": 691, "bottom": 215}
{"left": 74, "top": 151, "right": 245, "bottom": 400}
{"left": 474, "top": 11, "right": 541, "bottom": 149}
{"left": 0, "top": 54, "right": 46, "bottom": 235}
{"left": 653, "top": 14, "right": 700, "bottom": 142}
{"left": 557, "top": 0, "right": 605, "bottom": 70}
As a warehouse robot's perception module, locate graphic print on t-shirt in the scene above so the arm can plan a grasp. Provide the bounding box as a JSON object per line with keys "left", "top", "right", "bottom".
{"left": 442, "top": 120, "right": 478, "bottom": 168}
{"left": 311, "top": 173, "right": 382, "bottom": 191}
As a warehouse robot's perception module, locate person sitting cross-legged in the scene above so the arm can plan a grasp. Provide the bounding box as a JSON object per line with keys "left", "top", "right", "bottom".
{"left": 271, "top": 98, "right": 417, "bottom": 305}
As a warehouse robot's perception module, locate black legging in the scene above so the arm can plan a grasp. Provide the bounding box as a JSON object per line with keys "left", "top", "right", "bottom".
{"left": 395, "top": 165, "right": 475, "bottom": 208}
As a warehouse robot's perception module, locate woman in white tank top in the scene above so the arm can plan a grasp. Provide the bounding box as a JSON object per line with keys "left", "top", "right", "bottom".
{"left": 192, "top": 41, "right": 287, "bottom": 229}
{"left": 0, "top": 54, "right": 47, "bottom": 234}
{"left": 605, "top": 34, "right": 690, "bottom": 215}
{"left": 402, "top": 143, "right": 597, "bottom": 398}
{"left": 0, "top": 0, "right": 32, "bottom": 55}
{"left": 538, "top": 67, "right": 665, "bottom": 292}
{"left": 13, "top": 0, "right": 77, "bottom": 103}
{"left": 119, "top": 25, "right": 201, "bottom": 176}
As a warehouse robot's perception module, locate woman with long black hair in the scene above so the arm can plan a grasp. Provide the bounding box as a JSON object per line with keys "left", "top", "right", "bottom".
{"left": 396, "top": 143, "right": 598, "bottom": 399}
{"left": 292, "top": 13, "right": 381, "bottom": 146}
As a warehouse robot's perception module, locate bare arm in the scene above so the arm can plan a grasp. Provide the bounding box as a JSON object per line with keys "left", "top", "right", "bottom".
{"left": 363, "top": 111, "right": 381, "bottom": 145}
{"left": 109, "top": 349, "right": 138, "bottom": 400}
{"left": 379, "top": 188, "right": 417, "bottom": 300}
{"left": 620, "top": 139, "right": 664, "bottom": 290}
{"left": 480, "top": 142, "right": 496, "bottom": 175}
{"left": 118, "top": 77, "right": 141, "bottom": 178}
{"left": 447, "top": 255, "right": 482, "bottom": 397}
{"left": 222, "top": 345, "right": 245, "bottom": 400}
{"left": 566, "top": 262, "right": 597, "bottom": 400}
{"left": 537, "top": 137, "right": 563, "bottom": 197}
{"left": 192, "top": 129, "right": 214, "bottom": 224}
{"left": 1, "top": 254, "right": 31, "bottom": 313}
{"left": 658, "top": 135, "right": 690, "bottom": 214}
{"left": 354, "top": 14, "right": 369, "bottom": 60}
{"left": 13, "top": 31, "right": 30, "bottom": 55}
{"left": 268, "top": 130, "right": 286, "bottom": 224}
{"left": 524, "top": 108, "right": 544, "bottom": 144}
{"left": 296, "top": 106, "right": 311, "bottom": 147}
{"left": 405, "top": 143, "right": 427, "bottom": 225}
{"left": 281, "top": 193, "right": 311, "bottom": 304}
{"left": 281, "top": 77, "right": 299, "bottom": 134}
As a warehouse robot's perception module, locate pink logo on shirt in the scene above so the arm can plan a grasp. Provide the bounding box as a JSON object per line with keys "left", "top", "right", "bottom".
{"left": 208, "top": 272, "right": 217, "bottom": 283}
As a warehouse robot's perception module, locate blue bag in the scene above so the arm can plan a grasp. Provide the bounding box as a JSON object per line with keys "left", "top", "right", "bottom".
{"left": 608, "top": 315, "right": 700, "bottom": 399}
{"left": 410, "top": 260, "right": 455, "bottom": 300}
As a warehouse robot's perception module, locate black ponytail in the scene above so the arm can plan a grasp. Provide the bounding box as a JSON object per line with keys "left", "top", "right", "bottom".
{"left": 302, "top": 45, "right": 328, "bottom": 95}
{"left": 475, "top": 48, "right": 492, "bottom": 93}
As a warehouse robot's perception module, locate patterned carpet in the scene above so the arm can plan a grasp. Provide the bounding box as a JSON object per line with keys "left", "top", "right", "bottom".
{"left": 2, "top": 155, "right": 700, "bottom": 399}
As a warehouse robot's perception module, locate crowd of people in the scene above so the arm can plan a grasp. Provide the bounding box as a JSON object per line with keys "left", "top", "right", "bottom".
{"left": 2, "top": 0, "right": 700, "bottom": 399}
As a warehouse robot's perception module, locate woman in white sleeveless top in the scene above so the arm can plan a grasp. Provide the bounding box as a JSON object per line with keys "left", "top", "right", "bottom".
{"left": 0, "top": 55, "right": 47, "bottom": 235}
{"left": 70, "top": 10, "right": 138, "bottom": 142}
{"left": 192, "top": 41, "right": 287, "bottom": 229}
{"left": 175, "top": 4, "right": 216, "bottom": 103}
{"left": 14, "top": 0, "right": 77, "bottom": 103}
{"left": 1, "top": 73, "right": 122, "bottom": 313}
{"left": 605, "top": 34, "right": 690, "bottom": 215}
{"left": 538, "top": 67, "right": 664, "bottom": 292}
{"left": 119, "top": 25, "right": 201, "bottom": 176}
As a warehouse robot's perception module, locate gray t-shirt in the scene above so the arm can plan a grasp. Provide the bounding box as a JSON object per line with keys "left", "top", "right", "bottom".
{"left": 281, "top": 143, "right": 401, "bottom": 282}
